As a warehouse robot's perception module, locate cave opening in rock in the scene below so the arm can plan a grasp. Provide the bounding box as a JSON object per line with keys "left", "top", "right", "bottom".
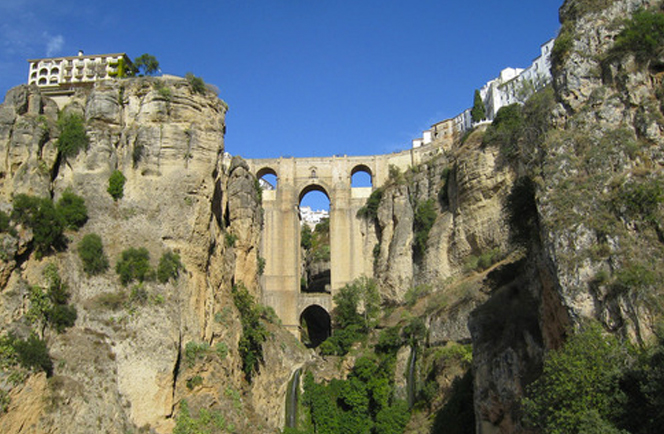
{"left": 300, "top": 305, "right": 331, "bottom": 348}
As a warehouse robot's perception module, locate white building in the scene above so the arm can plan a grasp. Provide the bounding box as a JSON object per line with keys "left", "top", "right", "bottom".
{"left": 299, "top": 206, "right": 329, "bottom": 227}
{"left": 412, "top": 38, "right": 554, "bottom": 148}
{"left": 27, "top": 51, "right": 132, "bottom": 92}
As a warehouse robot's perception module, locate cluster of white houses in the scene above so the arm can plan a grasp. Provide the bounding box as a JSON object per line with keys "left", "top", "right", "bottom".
{"left": 411, "top": 38, "right": 554, "bottom": 149}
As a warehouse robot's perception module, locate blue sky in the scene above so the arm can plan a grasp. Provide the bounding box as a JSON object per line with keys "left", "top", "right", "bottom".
{"left": 1, "top": 0, "right": 562, "bottom": 209}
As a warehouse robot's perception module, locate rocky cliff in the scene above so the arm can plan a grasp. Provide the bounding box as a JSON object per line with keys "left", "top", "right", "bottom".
{"left": 1, "top": 1, "right": 664, "bottom": 432}
{"left": 0, "top": 78, "right": 309, "bottom": 433}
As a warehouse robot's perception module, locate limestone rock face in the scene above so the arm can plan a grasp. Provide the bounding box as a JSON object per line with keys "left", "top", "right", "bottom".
{"left": 0, "top": 78, "right": 303, "bottom": 434}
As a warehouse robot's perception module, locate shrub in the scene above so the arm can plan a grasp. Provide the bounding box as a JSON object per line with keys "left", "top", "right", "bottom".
{"left": 107, "top": 170, "right": 126, "bottom": 201}
{"left": 11, "top": 334, "right": 53, "bottom": 376}
{"left": 224, "top": 232, "right": 237, "bottom": 247}
{"left": 0, "top": 210, "right": 12, "bottom": 234}
{"left": 404, "top": 284, "right": 431, "bottom": 307}
{"left": 78, "top": 233, "right": 109, "bottom": 276}
{"left": 157, "top": 250, "right": 183, "bottom": 283}
{"left": 12, "top": 194, "right": 66, "bottom": 256}
{"left": 173, "top": 400, "right": 228, "bottom": 434}
{"left": 115, "top": 247, "right": 154, "bottom": 285}
{"left": 215, "top": 342, "right": 228, "bottom": 359}
{"left": 607, "top": 9, "right": 664, "bottom": 65}
{"left": 55, "top": 189, "right": 88, "bottom": 230}
{"left": 357, "top": 188, "right": 383, "bottom": 220}
{"left": 232, "top": 283, "right": 268, "bottom": 381}
{"left": 185, "top": 72, "right": 207, "bottom": 94}
{"left": 413, "top": 199, "right": 437, "bottom": 260}
{"left": 56, "top": 112, "right": 89, "bottom": 158}
{"left": 483, "top": 103, "right": 525, "bottom": 156}
{"left": 551, "top": 24, "right": 574, "bottom": 70}
{"left": 184, "top": 341, "right": 210, "bottom": 368}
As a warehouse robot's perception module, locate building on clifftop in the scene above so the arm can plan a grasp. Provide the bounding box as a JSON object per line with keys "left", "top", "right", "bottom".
{"left": 27, "top": 51, "right": 132, "bottom": 93}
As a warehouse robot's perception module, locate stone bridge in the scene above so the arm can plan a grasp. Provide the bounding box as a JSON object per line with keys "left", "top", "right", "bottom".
{"left": 246, "top": 144, "right": 446, "bottom": 339}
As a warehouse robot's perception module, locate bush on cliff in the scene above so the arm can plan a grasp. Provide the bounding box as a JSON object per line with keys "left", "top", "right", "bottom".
{"left": 56, "top": 112, "right": 89, "bottom": 158}
{"left": 78, "top": 233, "right": 109, "bottom": 276}
{"left": 115, "top": 247, "right": 154, "bottom": 285}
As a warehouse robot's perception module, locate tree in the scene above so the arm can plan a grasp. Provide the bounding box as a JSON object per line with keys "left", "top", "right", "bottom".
{"left": 522, "top": 323, "right": 628, "bottom": 434}
{"left": 133, "top": 53, "right": 160, "bottom": 76}
{"left": 471, "top": 89, "right": 486, "bottom": 123}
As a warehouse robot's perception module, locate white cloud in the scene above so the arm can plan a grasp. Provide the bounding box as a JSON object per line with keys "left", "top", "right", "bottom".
{"left": 45, "top": 33, "right": 65, "bottom": 56}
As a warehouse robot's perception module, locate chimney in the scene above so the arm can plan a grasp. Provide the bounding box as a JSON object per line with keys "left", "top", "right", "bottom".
{"left": 78, "top": 50, "right": 84, "bottom": 57}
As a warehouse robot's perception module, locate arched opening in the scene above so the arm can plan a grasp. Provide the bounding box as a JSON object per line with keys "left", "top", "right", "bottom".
{"left": 50, "top": 67, "right": 59, "bottom": 75}
{"left": 351, "top": 165, "right": 373, "bottom": 188}
{"left": 38, "top": 78, "right": 47, "bottom": 85}
{"left": 299, "top": 185, "right": 330, "bottom": 294}
{"left": 300, "top": 305, "right": 331, "bottom": 348}
{"left": 39, "top": 68, "right": 48, "bottom": 76}
{"left": 257, "top": 167, "right": 278, "bottom": 191}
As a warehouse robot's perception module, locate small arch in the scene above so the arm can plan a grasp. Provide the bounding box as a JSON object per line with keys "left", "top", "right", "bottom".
{"left": 31, "top": 72, "right": 37, "bottom": 79}
{"left": 257, "top": 167, "right": 278, "bottom": 190}
{"left": 309, "top": 166, "right": 318, "bottom": 179}
{"left": 351, "top": 164, "right": 373, "bottom": 188}
{"left": 39, "top": 68, "right": 48, "bottom": 76}
{"left": 50, "top": 67, "right": 59, "bottom": 75}
{"left": 300, "top": 305, "right": 331, "bottom": 348}
{"left": 38, "top": 78, "right": 47, "bottom": 85}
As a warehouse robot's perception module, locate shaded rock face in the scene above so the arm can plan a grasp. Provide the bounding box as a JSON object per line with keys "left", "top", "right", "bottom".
{"left": 370, "top": 137, "right": 513, "bottom": 305}
{"left": 0, "top": 79, "right": 307, "bottom": 434}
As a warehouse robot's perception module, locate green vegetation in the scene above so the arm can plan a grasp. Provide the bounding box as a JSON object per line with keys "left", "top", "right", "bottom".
{"left": 319, "top": 277, "right": 380, "bottom": 356}
{"left": 133, "top": 53, "right": 160, "bottom": 76}
{"left": 522, "top": 324, "right": 628, "bottom": 433}
{"left": 232, "top": 283, "right": 268, "bottom": 382}
{"left": 115, "top": 247, "right": 154, "bottom": 285}
{"left": 302, "top": 352, "right": 410, "bottom": 434}
{"left": 56, "top": 112, "right": 89, "bottom": 159}
{"left": 551, "top": 23, "right": 574, "bottom": 70}
{"left": 157, "top": 250, "right": 184, "bottom": 283}
{"left": 11, "top": 194, "right": 67, "bottom": 256}
{"left": 225, "top": 232, "right": 237, "bottom": 247}
{"left": 464, "top": 248, "right": 503, "bottom": 273}
{"left": 184, "top": 341, "right": 210, "bottom": 368}
{"left": 413, "top": 199, "right": 437, "bottom": 260}
{"left": 26, "top": 264, "right": 77, "bottom": 334}
{"left": 185, "top": 72, "right": 207, "bottom": 94}
{"left": 55, "top": 189, "right": 88, "bottom": 230}
{"left": 357, "top": 188, "right": 383, "bottom": 220}
{"left": 404, "top": 284, "right": 432, "bottom": 307}
{"left": 107, "top": 170, "right": 126, "bottom": 201}
{"left": 173, "top": 400, "right": 228, "bottom": 434}
{"left": 78, "top": 233, "right": 109, "bottom": 276}
{"left": 606, "top": 8, "right": 664, "bottom": 65}
{"left": 471, "top": 89, "right": 486, "bottom": 123}
{"left": 483, "top": 103, "right": 524, "bottom": 156}
{"left": 0, "top": 210, "right": 12, "bottom": 234}
{"left": 4, "top": 334, "right": 53, "bottom": 377}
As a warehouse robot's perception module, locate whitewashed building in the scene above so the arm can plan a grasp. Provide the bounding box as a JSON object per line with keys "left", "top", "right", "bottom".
{"left": 412, "top": 38, "right": 554, "bottom": 148}
{"left": 27, "top": 51, "right": 132, "bottom": 92}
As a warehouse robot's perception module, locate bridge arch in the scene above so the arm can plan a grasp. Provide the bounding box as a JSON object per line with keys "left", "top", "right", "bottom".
{"left": 256, "top": 167, "right": 278, "bottom": 190}
{"left": 300, "top": 304, "right": 331, "bottom": 348}
{"left": 351, "top": 164, "right": 373, "bottom": 188}
{"left": 298, "top": 182, "right": 331, "bottom": 205}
